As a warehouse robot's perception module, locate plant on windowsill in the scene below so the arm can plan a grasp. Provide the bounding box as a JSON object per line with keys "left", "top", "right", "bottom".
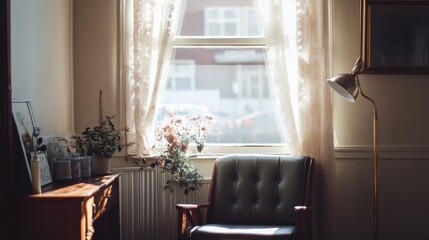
{"left": 72, "top": 89, "right": 133, "bottom": 174}
{"left": 190, "top": 114, "right": 215, "bottom": 153}
{"left": 142, "top": 112, "right": 205, "bottom": 194}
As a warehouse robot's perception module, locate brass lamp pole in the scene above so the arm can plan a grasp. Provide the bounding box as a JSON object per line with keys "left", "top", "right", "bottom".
{"left": 326, "top": 57, "right": 379, "bottom": 240}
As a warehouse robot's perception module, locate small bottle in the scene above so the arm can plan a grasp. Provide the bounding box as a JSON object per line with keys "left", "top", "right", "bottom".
{"left": 31, "top": 152, "right": 42, "bottom": 194}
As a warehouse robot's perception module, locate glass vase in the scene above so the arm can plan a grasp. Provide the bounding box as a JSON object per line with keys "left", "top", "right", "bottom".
{"left": 197, "top": 143, "right": 204, "bottom": 154}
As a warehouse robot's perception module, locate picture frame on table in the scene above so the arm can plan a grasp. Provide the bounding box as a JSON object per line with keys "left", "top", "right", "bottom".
{"left": 12, "top": 100, "right": 53, "bottom": 187}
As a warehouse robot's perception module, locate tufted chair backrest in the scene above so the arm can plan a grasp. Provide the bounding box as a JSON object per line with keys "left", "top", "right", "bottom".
{"left": 206, "top": 155, "right": 313, "bottom": 226}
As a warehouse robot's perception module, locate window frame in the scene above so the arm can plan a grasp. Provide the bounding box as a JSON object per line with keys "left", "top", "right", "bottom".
{"left": 170, "top": 6, "right": 289, "bottom": 155}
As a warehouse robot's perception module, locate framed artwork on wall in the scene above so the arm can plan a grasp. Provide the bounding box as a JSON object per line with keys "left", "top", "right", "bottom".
{"left": 363, "top": 1, "right": 429, "bottom": 73}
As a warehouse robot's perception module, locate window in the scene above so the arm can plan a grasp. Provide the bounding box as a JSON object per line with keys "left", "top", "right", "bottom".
{"left": 157, "top": 0, "right": 286, "bottom": 149}
{"left": 243, "top": 7, "right": 261, "bottom": 36}
{"left": 204, "top": 8, "right": 240, "bottom": 36}
{"left": 240, "top": 64, "right": 268, "bottom": 98}
{"left": 167, "top": 60, "right": 196, "bottom": 90}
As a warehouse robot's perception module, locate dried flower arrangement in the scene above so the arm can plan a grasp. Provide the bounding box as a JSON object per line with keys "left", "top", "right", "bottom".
{"left": 147, "top": 112, "right": 215, "bottom": 194}
{"left": 190, "top": 114, "right": 215, "bottom": 153}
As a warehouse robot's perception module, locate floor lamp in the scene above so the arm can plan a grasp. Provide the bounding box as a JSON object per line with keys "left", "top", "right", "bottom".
{"left": 326, "top": 57, "right": 379, "bottom": 240}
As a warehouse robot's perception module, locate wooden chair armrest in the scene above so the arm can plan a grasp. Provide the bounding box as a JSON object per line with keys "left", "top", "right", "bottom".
{"left": 176, "top": 203, "right": 210, "bottom": 210}
{"left": 294, "top": 206, "right": 313, "bottom": 213}
{"left": 294, "top": 206, "right": 313, "bottom": 240}
{"left": 176, "top": 203, "right": 210, "bottom": 240}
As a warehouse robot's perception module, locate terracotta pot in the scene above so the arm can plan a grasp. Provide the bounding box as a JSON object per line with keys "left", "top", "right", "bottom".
{"left": 91, "top": 156, "right": 111, "bottom": 174}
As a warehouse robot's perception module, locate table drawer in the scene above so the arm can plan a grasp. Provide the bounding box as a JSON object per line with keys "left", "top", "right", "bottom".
{"left": 93, "top": 180, "right": 118, "bottom": 221}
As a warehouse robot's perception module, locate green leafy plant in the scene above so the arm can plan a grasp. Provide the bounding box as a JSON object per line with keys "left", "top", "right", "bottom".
{"left": 73, "top": 89, "right": 132, "bottom": 158}
{"left": 74, "top": 116, "right": 127, "bottom": 157}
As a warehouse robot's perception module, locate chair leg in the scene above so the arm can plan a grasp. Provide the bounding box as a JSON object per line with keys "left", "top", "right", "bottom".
{"left": 177, "top": 208, "right": 187, "bottom": 240}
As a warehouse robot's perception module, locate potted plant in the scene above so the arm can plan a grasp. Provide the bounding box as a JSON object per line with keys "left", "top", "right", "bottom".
{"left": 144, "top": 112, "right": 204, "bottom": 194}
{"left": 73, "top": 90, "right": 132, "bottom": 174}
{"left": 190, "top": 114, "right": 215, "bottom": 153}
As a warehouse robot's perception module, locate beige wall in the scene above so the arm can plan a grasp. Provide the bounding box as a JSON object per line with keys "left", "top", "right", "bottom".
{"left": 73, "top": 0, "right": 119, "bottom": 131}
{"left": 11, "top": 0, "right": 73, "bottom": 136}
{"left": 332, "top": 0, "right": 429, "bottom": 147}
{"left": 333, "top": 0, "right": 429, "bottom": 239}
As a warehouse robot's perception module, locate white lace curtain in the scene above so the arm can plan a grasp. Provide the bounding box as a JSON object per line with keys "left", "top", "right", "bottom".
{"left": 122, "top": 1, "right": 336, "bottom": 237}
{"left": 121, "top": 0, "right": 182, "bottom": 156}
{"left": 257, "top": 0, "right": 336, "bottom": 239}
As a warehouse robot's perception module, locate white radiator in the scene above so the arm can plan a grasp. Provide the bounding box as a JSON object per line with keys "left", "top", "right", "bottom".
{"left": 112, "top": 167, "right": 211, "bottom": 240}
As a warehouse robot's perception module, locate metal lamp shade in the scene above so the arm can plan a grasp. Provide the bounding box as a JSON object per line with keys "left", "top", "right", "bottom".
{"left": 327, "top": 73, "right": 359, "bottom": 102}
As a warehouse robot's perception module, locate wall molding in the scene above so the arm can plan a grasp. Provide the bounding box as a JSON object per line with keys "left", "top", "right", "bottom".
{"left": 39, "top": 133, "right": 429, "bottom": 161}
{"left": 335, "top": 145, "right": 429, "bottom": 159}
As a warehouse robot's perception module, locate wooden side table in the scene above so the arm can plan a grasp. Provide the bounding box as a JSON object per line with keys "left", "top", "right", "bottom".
{"left": 19, "top": 174, "right": 121, "bottom": 240}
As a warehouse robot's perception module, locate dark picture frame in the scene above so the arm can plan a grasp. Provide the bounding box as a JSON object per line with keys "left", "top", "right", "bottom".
{"left": 363, "top": 1, "right": 429, "bottom": 73}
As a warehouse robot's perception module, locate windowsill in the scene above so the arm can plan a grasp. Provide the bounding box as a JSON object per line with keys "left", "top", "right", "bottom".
{"left": 111, "top": 144, "right": 288, "bottom": 163}
{"left": 111, "top": 145, "right": 290, "bottom": 177}
{"left": 188, "top": 154, "right": 220, "bottom": 160}
{"left": 114, "top": 144, "right": 289, "bottom": 160}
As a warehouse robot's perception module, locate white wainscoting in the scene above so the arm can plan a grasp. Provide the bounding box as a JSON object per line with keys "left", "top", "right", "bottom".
{"left": 335, "top": 146, "right": 429, "bottom": 159}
